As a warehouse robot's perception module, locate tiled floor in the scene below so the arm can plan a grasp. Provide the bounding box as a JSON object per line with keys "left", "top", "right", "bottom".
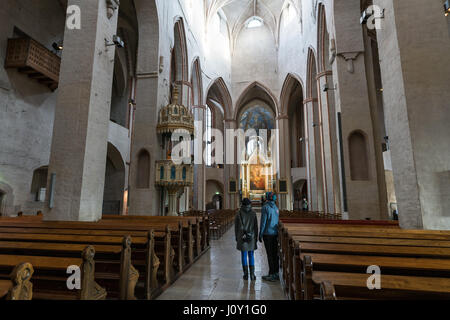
{"left": 158, "top": 214, "right": 286, "bottom": 300}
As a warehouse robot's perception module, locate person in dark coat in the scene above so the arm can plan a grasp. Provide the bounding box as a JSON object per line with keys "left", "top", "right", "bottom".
{"left": 259, "top": 192, "right": 280, "bottom": 282}
{"left": 235, "top": 198, "right": 259, "bottom": 281}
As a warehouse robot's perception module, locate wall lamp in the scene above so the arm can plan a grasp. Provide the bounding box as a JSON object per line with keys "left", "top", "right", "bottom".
{"left": 52, "top": 42, "right": 63, "bottom": 51}
{"left": 323, "top": 83, "right": 337, "bottom": 92}
{"left": 105, "top": 35, "right": 125, "bottom": 48}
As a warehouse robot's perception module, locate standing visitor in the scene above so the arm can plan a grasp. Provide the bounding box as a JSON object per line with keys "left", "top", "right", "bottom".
{"left": 235, "top": 198, "right": 258, "bottom": 281}
{"left": 259, "top": 192, "right": 280, "bottom": 281}
{"left": 302, "top": 197, "right": 308, "bottom": 212}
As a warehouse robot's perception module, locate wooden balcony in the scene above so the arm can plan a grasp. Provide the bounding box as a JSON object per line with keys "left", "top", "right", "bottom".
{"left": 4, "top": 38, "right": 60, "bottom": 91}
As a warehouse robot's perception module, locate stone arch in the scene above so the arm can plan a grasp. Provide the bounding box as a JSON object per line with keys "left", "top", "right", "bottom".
{"left": 172, "top": 17, "right": 189, "bottom": 103}
{"left": 317, "top": 3, "right": 331, "bottom": 73}
{"left": 306, "top": 47, "right": 319, "bottom": 99}
{"left": 206, "top": 77, "right": 232, "bottom": 120}
{"left": 134, "top": 0, "right": 159, "bottom": 71}
{"left": 190, "top": 57, "right": 203, "bottom": 107}
{"left": 281, "top": 74, "right": 306, "bottom": 169}
{"left": 234, "top": 82, "right": 280, "bottom": 120}
{"left": 103, "top": 143, "right": 126, "bottom": 215}
{"left": 280, "top": 73, "right": 305, "bottom": 115}
{"left": 348, "top": 130, "right": 370, "bottom": 181}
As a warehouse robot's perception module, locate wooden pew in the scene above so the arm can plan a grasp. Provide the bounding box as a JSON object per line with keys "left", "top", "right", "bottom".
{"left": 302, "top": 254, "right": 450, "bottom": 300}
{"left": 0, "top": 262, "right": 33, "bottom": 300}
{"left": 0, "top": 224, "right": 164, "bottom": 299}
{"left": 0, "top": 219, "right": 177, "bottom": 298}
{"left": 312, "top": 272, "right": 450, "bottom": 300}
{"left": 0, "top": 246, "right": 106, "bottom": 300}
{"left": 0, "top": 236, "right": 139, "bottom": 300}
{"left": 102, "top": 215, "right": 205, "bottom": 264}
{"left": 279, "top": 220, "right": 450, "bottom": 300}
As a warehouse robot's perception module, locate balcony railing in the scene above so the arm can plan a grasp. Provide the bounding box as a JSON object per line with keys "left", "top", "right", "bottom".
{"left": 4, "top": 37, "right": 60, "bottom": 91}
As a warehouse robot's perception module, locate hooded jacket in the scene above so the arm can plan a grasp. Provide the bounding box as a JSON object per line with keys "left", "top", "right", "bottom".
{"left": 235, "top": 204, "right": 258, "bottom": 251}
{"left": 259, "top": 200, "right": 279, "bottom": 238}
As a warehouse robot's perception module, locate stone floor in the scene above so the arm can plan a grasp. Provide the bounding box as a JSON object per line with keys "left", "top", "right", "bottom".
{"left": 158, "top": 214, "right": 286, "bottom": 300}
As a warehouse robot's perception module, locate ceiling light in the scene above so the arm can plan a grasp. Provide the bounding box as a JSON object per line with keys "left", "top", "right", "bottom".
{"left": 247, "top": 16, "right": 263, "bottom": 29}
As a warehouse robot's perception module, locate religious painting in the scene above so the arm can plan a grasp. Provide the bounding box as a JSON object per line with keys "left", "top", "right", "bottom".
{"left": 250, "top": 165, "right": 266, "bottom": 191}
{"left": 239, "top": 105, "right": 275, "bottom": 133}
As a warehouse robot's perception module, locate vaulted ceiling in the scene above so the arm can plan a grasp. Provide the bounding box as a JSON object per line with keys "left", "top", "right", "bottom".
{"left": 205, "top": 0, "right": 302, "bottom": 50}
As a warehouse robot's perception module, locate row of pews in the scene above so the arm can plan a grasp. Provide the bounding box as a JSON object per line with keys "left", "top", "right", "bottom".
{"left": 280, "top": 210, "right": 342, "bottom": 220}
{"left": 0, "top": 214, "right": 210, "bottom": 300}
{"left": 279, "top": 212, "right": 450, "bottom": 300}
{"left": 181, "top": 210, "right": 236, "bottom": 240}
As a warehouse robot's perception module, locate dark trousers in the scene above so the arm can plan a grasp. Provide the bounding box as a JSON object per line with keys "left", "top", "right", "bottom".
{"left": 263, "top": 235, "right": 279, "bottom": 275}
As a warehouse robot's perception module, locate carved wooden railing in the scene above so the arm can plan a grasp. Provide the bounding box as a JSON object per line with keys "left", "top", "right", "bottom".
{"left": 4, "top": 37, "right": 60, "bottom": 91}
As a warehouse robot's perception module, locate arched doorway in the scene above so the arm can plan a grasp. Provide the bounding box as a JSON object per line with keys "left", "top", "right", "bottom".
{"left": 31, "top": 166, "right": 48, "bottom": 202}
{"left": 206, "top": 180, "right": 224, "bottom": 210}
{"left": 293, "top": 179, "right": 308, "bottom": 210}
{"left": 0, "top": 190, "right": 5, "bottom": 216}
{"left": 103, "top": 143, "right": 126, "bottom": 215}
{"left": 236, "top": 84, "right": 277, "bottom": 202}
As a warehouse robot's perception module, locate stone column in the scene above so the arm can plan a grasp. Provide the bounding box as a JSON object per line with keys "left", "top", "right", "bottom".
{"left": 45, "top": 0, "right": 119, "bottom": 221}
{"left": 332, "top": 0, "right": 382, "bottom": 220}
{"left": 317, "top": 71, "right": 342, "bottom": 214}
{"left": 224, "top": 119, "right": 238, "bottom": 210}
{"left": 276, "top": 115, "right": 293, "bottom": 210}
{"left": 303, "top": 98, "right": 319, "bottom": 211}
{"left": 374, "top": 0, "right": 450, "bottom": 229}
{"left": 193, "top": 105, "right": 206, "bottom": 210}
{"left": 167, "top": 188, "right": 179, "bottom": 216}
{"left": 176, "top": 81, "right": 192, "bottom": 108}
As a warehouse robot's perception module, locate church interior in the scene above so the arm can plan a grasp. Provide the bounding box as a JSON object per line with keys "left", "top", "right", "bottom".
{"left": 0, "top": 0, "right": 450, "bottom": 302}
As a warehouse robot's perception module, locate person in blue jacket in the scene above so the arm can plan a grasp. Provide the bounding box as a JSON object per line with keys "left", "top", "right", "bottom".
{"left": 259, "top": 192, "right": 280, "bottom": 282}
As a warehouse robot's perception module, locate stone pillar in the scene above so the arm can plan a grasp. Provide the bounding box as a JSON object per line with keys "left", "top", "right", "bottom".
{"left": 176, "top": 81, "right": 192, "bottom": 108}
{"left": 193, "top": 105, "right": 206, "bottom": 210}
{"left": 375, "top": 0, "right": 450, "bottom": 229}
{"left": 332, "top": 0, "right": 382, "bottom": 220}
{"left": 303, "top": 98, "right": 319, "bottom": 211}
{"left": 167, "top": 188, "right": 179, "bottom": 216}
{"left": 224, "top": 119, "right": 238, "bottom": 210}
{"left": 45, "top": 0, "right": 119, "bottom": 221}
{"left": 317, "top": 71, "right": 342, "bottom": 214}
{"left": 276, "top": 115, "right": 292, "bottom": 210}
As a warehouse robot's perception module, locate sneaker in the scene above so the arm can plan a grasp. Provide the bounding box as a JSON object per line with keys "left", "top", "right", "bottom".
{"left": 271, "top": 273, "right": 280, "bottom": 281}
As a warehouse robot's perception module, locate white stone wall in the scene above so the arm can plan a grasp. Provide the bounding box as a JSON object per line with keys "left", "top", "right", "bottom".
{"left": 0, "top": 0, "right": 66, "bottom": 215}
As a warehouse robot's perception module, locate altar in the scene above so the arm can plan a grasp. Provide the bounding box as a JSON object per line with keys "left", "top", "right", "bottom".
{"left": 240, "top": 139, "right": 275, "bottom": 200}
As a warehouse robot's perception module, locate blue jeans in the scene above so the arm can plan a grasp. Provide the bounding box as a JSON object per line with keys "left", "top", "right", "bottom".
{"left": 241, "top": 251, "right": 255, "bottom": 267}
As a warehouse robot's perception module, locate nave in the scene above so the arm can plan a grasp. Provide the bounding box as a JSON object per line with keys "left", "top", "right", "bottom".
{"left": 158, "top": 213, "right": 285, "bottom": 300}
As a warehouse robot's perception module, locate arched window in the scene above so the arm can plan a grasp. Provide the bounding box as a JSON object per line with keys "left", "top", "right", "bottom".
{"left": 171, "top": 166, "right": 176, "bottom": 180}
{"left": 206, "top": 107, "right": 213, "bottom": 167}
{"left": 182, "top": 167, "right": 187, "bottom": 180}
{"left": 137, "top": 150, "right": 150, "bottom": 188}
{"left": 349, "top": 131, "right": 369, "bottom": 181}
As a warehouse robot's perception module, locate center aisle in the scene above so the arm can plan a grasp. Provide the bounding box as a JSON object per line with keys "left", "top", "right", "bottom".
{"left": 158, "top": 213, "right": 286, "bottom": 300}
